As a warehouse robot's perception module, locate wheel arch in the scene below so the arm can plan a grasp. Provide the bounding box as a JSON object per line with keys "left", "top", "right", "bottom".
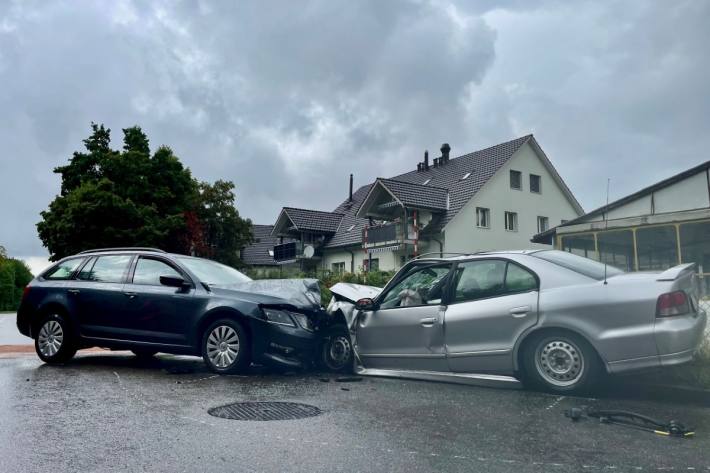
{"left": 513, "top": 325, "right": 609, "bottom": 374}
{"left": 32, "top": 302, "right": 74, "bottom": 339}
{"left": 194, "top": 307, "right": 253, "bottom": 352}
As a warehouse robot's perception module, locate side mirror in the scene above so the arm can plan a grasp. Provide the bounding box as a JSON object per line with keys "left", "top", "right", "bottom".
{"left": 160, "top": 275, "right": 189, "bottom": 289}
{"left": 355, "top": 298, "right": 376, "bottom": 311}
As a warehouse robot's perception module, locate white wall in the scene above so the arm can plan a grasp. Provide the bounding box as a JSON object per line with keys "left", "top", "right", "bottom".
{"left": 444, "top": 142, "right": 581, "bottom": 253}
{"left": 654, "top": 170, "right": 709, "bottom": 213}
{"left": 580, "top": 169, "right": 710, "bottom": 223}
{"left": 321, "top": 247, "right": 400, "bottom": 272}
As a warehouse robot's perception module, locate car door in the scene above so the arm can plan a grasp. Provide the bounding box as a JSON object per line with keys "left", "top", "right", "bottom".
{"left": 72, "top": 254, "right": 133, "bottom": 339}
{"left": 121, "top": 256, "right": 199, "bottom": 346}
{"left": 444, "top": 258, "right": 539, "bottom": 373}
{"left": 355, "top": 262, "right": 453, "bottom": 371}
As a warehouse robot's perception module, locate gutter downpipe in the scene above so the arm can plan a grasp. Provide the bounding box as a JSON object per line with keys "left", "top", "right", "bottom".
{"left": 345, "top": 248, "right": 355, "bottom": 273}
{"left": 431, "top": 236, "right": 444, "bottom": 257}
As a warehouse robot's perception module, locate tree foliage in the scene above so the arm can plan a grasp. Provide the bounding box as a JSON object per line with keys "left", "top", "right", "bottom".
{"left": 37, "top": 123, "right": 252, "bottom": 265}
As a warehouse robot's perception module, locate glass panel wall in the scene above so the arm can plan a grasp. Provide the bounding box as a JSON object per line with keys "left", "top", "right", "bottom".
{"left": 560, "top": 233, "right": 597, "bottom": 260}
{"left": 680, "top": 221, "right": 710, "bottom": 297}
{"left": 598, "top": 230, "right": 635, "bottom": 272}
{"left": 636, "top": 225, "right": 678, "bottom": 271}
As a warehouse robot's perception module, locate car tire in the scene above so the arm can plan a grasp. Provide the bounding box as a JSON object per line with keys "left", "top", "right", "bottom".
{"left": 319, "top": 325, "right": 354, "bottom": 373}
{"left": 34, "top": 312, "right": 77, "bottom": 364}
{"left": 131, "top": 349, "right": 158, "bottom": 359}
{"left": 521, "top": 330, "right": 602, "bottom": 394}
{"left": 202, "top": 319, "right": 251, "bottom": 375}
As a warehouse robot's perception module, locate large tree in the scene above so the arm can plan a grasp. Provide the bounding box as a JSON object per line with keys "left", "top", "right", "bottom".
{"left": 37, "top": 123, "right": 252, "bottom": 264}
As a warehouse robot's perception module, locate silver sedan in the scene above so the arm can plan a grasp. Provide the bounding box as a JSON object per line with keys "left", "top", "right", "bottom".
{"left": 328, "top": 250, "right": 707, "bottom": 393}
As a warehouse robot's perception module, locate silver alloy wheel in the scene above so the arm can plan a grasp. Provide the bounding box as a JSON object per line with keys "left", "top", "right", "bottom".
{"left": 206, "top": 325, "right": 240, "bottom": 369}
{"left": 534, "top": 339, "right": 585, "bottom": 387}
{"left": 38, "top": 320, "right": 64, "bottom": 357}
{"left": 327, "top": 335, "right": 351, "bottom": 369}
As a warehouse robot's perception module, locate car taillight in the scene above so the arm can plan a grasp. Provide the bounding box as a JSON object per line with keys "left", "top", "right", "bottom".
{"left": 22, "top": 286, "right": 31, "bottom": 300}
{"left": 656, "top": 291, "right": 689, "bottom": 317}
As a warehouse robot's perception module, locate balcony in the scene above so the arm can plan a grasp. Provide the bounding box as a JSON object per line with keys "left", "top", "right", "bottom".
{"left": 273, "top": 241, "right": 322, "bottom": 262}
{"left": 362, "top": 221, "right": 416, "bottom": 249}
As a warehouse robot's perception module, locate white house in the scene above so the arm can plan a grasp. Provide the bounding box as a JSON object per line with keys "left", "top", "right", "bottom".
{"left": 243, "top": 135, "right": 584, "bottom": 273}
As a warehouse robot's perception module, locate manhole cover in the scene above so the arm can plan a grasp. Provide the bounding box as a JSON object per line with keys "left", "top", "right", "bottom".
{"left": 208, "top": 401, "right": 322, "bottom": 421}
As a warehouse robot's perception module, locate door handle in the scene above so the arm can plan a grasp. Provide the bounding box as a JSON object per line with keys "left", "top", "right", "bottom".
{"left": 123, "top": 292, "right": 138, "bottom": 299}
{"left": 509, "top": 305, "right": 532, "bottom": 318}
{"left": 67, "top": 289, "right": 80, "bottom": 295}
{"left": 420, "top": 317, "right": 437, "bottom": 326}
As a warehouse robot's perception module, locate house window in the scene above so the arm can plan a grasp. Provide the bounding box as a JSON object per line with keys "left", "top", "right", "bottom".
{"left": 364, "top": 258, "right": 380, "bottom": 271}
{"left": 504, "top": 211, "right": 518, "bottom": 231}
{"left": 530, "top": 174, "right": 541, "bottom": 193}
{"left": 537, "top": 216, "right": 549, "bottom": 233}
{"left": 476, "top": 207, "right": 490, "bottom": 228}
{"left": 332, "top": 262, "right": 346, "bottom": 274}
{"left": 510, "top": 170, "right": 522, "bottom": 190}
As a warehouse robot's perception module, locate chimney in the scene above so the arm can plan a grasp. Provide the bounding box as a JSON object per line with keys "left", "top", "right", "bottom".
{"left": 349, "top": 173, "right": 353, "bottom": 202}
{"left": 417, "top": 163, "right": 422, "bottom": 172}
{"left": 424, "top": 150, "right": 429, "bottom": 170}
{"left": 441, "top": 143, "right": 451, "bottom": 163}
{"left": 433, "top": 157, "right": 439, "bottom": 168}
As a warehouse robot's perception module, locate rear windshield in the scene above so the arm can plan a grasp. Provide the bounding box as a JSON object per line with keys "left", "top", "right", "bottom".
{"left": 531, "top": 250, "right": 624, "bottom": 280}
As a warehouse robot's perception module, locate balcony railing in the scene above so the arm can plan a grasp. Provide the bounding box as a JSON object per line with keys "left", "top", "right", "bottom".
{"left": 273, "top": 241, "right": 322, "bottom": 262}
{"left": 363, "top": 221, "right": 416, "bottom": 249}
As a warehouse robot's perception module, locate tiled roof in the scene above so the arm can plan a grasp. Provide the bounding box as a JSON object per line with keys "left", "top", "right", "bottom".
{"left": 324, "top": 184, "right": 373, "bottom": 248}
{"left": 240, "top": 225, "right": 292, "bottom": 266}
{"left": 259, "top": 134, "right": 581, "bottom": 259}
{"left": 388, "top": 135, "right": 532, "bottom": 229}
{"left": 375, "top": 178, "right": 449, "bottom": 211}
{"left": 276, "top": 207, "right": 344, "bottom": 234}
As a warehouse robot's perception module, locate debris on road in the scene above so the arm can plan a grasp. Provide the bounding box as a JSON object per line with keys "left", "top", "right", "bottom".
{"left": 565, "top": 406, "right": 695, "bottom": 438}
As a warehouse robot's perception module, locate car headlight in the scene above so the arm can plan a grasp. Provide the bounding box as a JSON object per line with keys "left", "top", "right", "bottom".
{"left": 262, "top": 308, "right": 296, "bottom": 327}
{"left": 289, "top": 311, "right": 314, "bottom": 332}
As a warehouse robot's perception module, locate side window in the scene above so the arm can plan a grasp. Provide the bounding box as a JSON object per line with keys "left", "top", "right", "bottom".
{"left": 80, "top": 255, "right": 132, "bottom": 283}
{"left": 453, "top": 260, "right": 506, "bottom": 302}
{"left": 453, "top": 260, "right": 537, "bottom": 303}
{"left": 132, "top": 258, "right": 182, "bottom": 286}
{"left": 43, "top": 258, "right": 85, "bottom": 280}
{"left": 379, "top": 264, "right": 452, "bottom": 309}
{"left": 505, "top": 263, "right": 537, "bottom": 292}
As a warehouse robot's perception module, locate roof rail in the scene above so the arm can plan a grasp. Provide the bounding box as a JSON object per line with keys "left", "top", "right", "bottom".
{"left": 78, "top": 247, "right": 167, "bottom": 255}
{"left": 413, "top": 252, "right": 474, "bottom": 260}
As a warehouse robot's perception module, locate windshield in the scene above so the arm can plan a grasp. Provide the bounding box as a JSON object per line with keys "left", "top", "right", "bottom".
{"left": 531, "top": 250, "right": 624, "bottom": 280}
{"left": 177, "top": 257, "right": 252, "bottom": 285}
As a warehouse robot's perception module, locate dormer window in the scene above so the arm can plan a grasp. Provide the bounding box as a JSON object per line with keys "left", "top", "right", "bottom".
{"left": 461, "top": 172, "right": 471, "bottom": 180}
{"left": 422, "top": 178, "right": 431, "bottom": 185}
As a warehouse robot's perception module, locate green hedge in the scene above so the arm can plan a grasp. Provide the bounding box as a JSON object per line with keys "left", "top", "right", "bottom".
{"left": 0, "top": 258, "right": 33, "bottom": 312}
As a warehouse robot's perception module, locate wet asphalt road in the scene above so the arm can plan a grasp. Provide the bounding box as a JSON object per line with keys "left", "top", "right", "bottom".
{"left": 1, "top": 351, "right": 709, "bottom": 473}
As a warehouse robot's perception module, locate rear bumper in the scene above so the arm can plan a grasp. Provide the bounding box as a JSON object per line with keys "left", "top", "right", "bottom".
{"left": 608, "top": 311, "right": 707, "bottom": 374}
{"left": 16, "top": 302, "right": 33, "bottom": 338}
{"left": 654, "top": 310, "right": 707, "bottom": 357}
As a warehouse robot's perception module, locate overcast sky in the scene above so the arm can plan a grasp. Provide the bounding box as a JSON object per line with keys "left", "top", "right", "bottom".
{"left": 2, "top": 0, "right": 709, "bottom": 273}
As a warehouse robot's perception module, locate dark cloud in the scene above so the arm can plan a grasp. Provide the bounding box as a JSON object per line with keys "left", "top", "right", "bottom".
{"left": 1, "top": 0, "right": 708, "bottom": 260}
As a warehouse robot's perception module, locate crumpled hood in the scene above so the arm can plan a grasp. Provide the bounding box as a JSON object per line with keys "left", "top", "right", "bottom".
{"left": 329, "top": 282, "right": 381, "bottom": 303}
{"left": 216, "top": 278, "right": 322, "bottom": 311}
